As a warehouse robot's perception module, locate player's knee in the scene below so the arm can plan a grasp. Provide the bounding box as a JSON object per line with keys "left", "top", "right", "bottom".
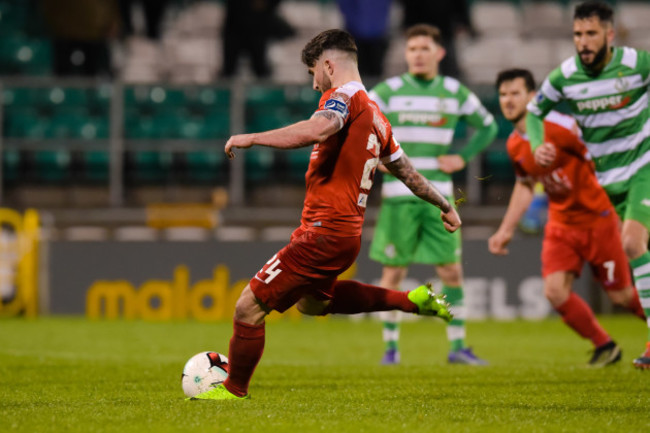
{"left": 544, "top": 285, "right": 569, "bottom": 307}
{"left": 233, "top": 286, "right": 267, "bottom": 324}
{"left": 296, "top": 297, "right": 328, "bottom": 316}
{"left": 607, "top": 287, "right": 633, "bottom": 307}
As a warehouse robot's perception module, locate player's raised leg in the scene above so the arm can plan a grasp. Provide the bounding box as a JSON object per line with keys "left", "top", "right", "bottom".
{"left": 312, "top": 279, "right": 452, "bottom": 319}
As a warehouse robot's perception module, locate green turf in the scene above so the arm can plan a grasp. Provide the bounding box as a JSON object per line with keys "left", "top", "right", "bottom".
{"left": 1, "top": 316, "right": 649, "bottom": 432}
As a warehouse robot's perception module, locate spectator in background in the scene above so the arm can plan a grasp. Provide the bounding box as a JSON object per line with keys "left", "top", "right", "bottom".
{"left": 336, "top": 0, "right": 392, "bottom": 79}
{"left": 221, "top": 0, "right": 283, "bottom": 79}
{"left": 401, "top": 0, "right": 476, "bottom": 79}
{"left": 118, "top": 0, "right": 169, "bottom": 41}
{"left": 42, "top": 0, "right": 120, "bottom": 77}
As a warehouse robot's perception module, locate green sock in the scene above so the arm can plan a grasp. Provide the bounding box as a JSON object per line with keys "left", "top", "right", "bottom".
{"left": 442, "top": 285, "right": 465, "bottom": 351}
{"left": 631, "top": 253, "right": 650, "bottom": 340}
{"left": 383, "top": 321, "right": 400, "bottom": 351}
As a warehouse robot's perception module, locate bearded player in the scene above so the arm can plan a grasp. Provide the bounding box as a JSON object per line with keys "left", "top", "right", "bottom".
{"left": 490, "top": 68, "right": 646, "bottom": 366}
{"left": 526, "top": 1, "right": 650, "bottom": 369}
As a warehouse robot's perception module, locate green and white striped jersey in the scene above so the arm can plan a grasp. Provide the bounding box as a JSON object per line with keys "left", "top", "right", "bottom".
{"left": 370, "top": 73, "right": 496, "bottom": 202}
{"left": 527, "top": 46, "right": 650, "bottom": 196}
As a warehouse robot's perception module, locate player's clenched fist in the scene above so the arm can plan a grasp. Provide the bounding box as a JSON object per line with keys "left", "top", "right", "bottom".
{"left": 440, "top": 206, "right": 462, "bottom": 233}
{"left": 488, "top": 230, "right": 513, "bottom": 256}
{"left": 225, "top": 134, "right": 255, "bottom": 159}
{"left": 534, "top": 142, "right": 556, "bottom": 167}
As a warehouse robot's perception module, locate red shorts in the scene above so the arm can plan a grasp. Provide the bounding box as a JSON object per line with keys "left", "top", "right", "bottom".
{"left": 541, "top": 214, "right": 631, "bottom": 291}
{"left": 249, "top": 227, "right": 361, "bottom": 312}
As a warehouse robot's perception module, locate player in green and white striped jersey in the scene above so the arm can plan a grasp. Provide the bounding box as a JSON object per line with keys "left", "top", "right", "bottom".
{"left": 369, "top": 24, "right": 498, "bottom": 365}
{"left": 526, "top": 1, "right": 650, "bottom": 369}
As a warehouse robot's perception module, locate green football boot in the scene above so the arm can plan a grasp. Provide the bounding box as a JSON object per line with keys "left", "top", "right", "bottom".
{"left": 407, "top": 283, "right": 453, "bottom": 322}
{"left": 187, "top": 384, "right": 250, "bottom": 401}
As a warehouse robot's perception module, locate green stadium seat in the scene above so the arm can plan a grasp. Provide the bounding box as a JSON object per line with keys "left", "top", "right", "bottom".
{"left": 186, "top": 88, "right": 230, "bottom": 110}
{"left": 83, "top": 151, "right": 110, "bottom": 182}
{"left": 185, "top": 151, "right": 227, "bottom": 183}
{"left": 0, "top": 37, "right": 51, "bottom": 76}
{"left": 286, "top": 146, "right": 312, "bottom": 182}
{"left": 483, "top": 148, "right": 515, "bottom": 182}
{"left": 495, "top": 115, "right": 514, "bottom": 139}
{"left": 247, "top": 87, "right": 286, "bottom": 105}
{"left": 33, "top": 150, "right": 71, "bottom": 182}
{"left": 3, "top": 150, "right": 20, "bottom": 182}
{"left": 245, "top": 148, "right": 275, "bottom": 183}
{"left": 127, "top": 151, "right": 173, "bottom": 183}
{"left": 246, "top": 107, "right": 294, "bottom": 133}
{"left": 203, "top": 111, "right": 230, "bottom": 138}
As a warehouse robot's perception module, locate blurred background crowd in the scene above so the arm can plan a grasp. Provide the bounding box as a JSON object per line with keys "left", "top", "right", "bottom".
{"left": 1, "top": 0, "right": 649, "bottom": 238}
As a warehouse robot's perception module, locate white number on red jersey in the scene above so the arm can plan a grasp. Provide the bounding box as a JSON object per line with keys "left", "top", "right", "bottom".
{"left": 256, "top": 254, "right": 283, "bottom": 284}
{"left": 360, "top": 133, "right": 380, "bottom": 190}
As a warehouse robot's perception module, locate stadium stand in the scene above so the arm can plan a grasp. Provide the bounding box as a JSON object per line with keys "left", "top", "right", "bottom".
{"left": 1, "top": 0, "right": 649, "bottom": 219}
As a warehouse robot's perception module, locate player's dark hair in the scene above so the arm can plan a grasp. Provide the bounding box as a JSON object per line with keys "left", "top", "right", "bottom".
{"left": 301, "top": 29, "right": 358, "bottom": 67}
{"left": 405, "top": 24, "right": 442, "bottom": 46}
{"left": 574, "top": 1, "right": 614, "bottom": 24}
{"left": 495, "top": 68, "right": 536, "bottom": 92}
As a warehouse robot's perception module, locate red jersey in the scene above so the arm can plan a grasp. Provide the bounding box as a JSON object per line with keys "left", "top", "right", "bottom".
{"left": 300, "top": 81, "right": 403, "bottom": 237}
{"left": 507, "top": 111, "right": 613, "bottom": 227}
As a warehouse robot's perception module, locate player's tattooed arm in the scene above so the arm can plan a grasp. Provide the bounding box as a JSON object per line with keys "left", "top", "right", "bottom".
{"left": 225, "top": 111, "right": 342, "bottom": 158}
{"left": 311, "top": 109, "right": 344, "bottom": 133}
{"left": 384, "top": 155, "right": 451, "bottom": 213}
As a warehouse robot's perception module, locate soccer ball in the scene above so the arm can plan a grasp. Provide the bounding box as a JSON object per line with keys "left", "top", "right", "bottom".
{"left": 181, "top": 351, "right": 229, "bottom": 397}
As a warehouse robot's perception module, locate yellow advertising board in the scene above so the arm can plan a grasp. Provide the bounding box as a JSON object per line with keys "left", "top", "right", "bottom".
{"left": 0, "top": 208, "right": 40, "bottom": 317}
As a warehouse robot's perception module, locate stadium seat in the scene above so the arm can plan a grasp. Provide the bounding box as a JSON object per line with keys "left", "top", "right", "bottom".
{"left": 0, "top": 36, "right": 51, "bottom": 76}
{"left": 32, "top": 150, "right": 71, "bottom": 182}
{"left": 495, "top": 115, "right": 514, "bottom": 139}
{"left": 245, "top": 148, "right": 276, "bottom": 183}
{"left": 285, "top": 146, "right": 312, "bottom": 182}
{"left": 126, "top": 151, "right": 173, "bottom": 183}
{"left": 82, "top": 151, "right": 110, "bottom": 182}
{"left": 184, "top": 150, "right": 227, "bottom": 183}
{"left": 3, "top": 150, "right": 20, "bottom": 182}
{"left": 483, "top": 145, "right": 515, "bottom": 182}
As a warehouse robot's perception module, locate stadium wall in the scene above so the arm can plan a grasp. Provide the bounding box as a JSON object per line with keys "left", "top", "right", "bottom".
{"left": 47, "top": 238, "right": 594, "bottom": 320}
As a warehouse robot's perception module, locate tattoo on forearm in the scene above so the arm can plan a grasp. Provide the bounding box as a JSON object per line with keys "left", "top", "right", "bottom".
{"left": 385, "top": 156, "right": 451, "bottom": 212}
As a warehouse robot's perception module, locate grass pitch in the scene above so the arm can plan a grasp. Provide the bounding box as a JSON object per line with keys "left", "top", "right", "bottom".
{"left": 1, "top": 316, "right": 649, "bottom": 433}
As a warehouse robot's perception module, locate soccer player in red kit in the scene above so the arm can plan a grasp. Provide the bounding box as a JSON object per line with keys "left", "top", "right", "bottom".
{"left": 489, "top": 68, "right": 646, "bottom": 366}
{"left": 190, "top": 30, "right": 462, "bottom": 400}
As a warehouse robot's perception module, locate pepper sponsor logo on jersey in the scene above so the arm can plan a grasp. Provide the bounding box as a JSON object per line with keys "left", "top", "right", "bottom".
{"left": 576, "top": 95, "right": 631, "bottom": 112}
{"left": 397, "top": 112, "right": 447, "bottom": 126}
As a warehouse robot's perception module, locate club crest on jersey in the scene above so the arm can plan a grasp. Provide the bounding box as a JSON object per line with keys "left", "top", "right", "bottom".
{"left": 614, "top": 77, "right": 629, "bottom": 93}
{"left": 324, "top": 98, "right": 349, "bottom": 119}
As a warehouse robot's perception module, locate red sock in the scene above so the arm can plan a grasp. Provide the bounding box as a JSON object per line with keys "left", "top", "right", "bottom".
{"left": 625, "top": 288, "right": 646, "bottom": 320}
{"left": 223, "top": 320, "right": 265, "bottom": 397}
{"left": 321, "top": 280, "right": 418, "bottom": 315}
{"left": 556, "top": 292, "right": 610, "bottom": 347}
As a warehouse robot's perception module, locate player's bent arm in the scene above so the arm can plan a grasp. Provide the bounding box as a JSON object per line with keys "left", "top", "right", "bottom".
{"left": 225, "top": 113, "right": 341, "bottom": 158}
{"left": 493, "top": 179, "right": 535, "bottom": 241}
{"left": 384, "top": 155, "right": 452, "bottom": 213}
